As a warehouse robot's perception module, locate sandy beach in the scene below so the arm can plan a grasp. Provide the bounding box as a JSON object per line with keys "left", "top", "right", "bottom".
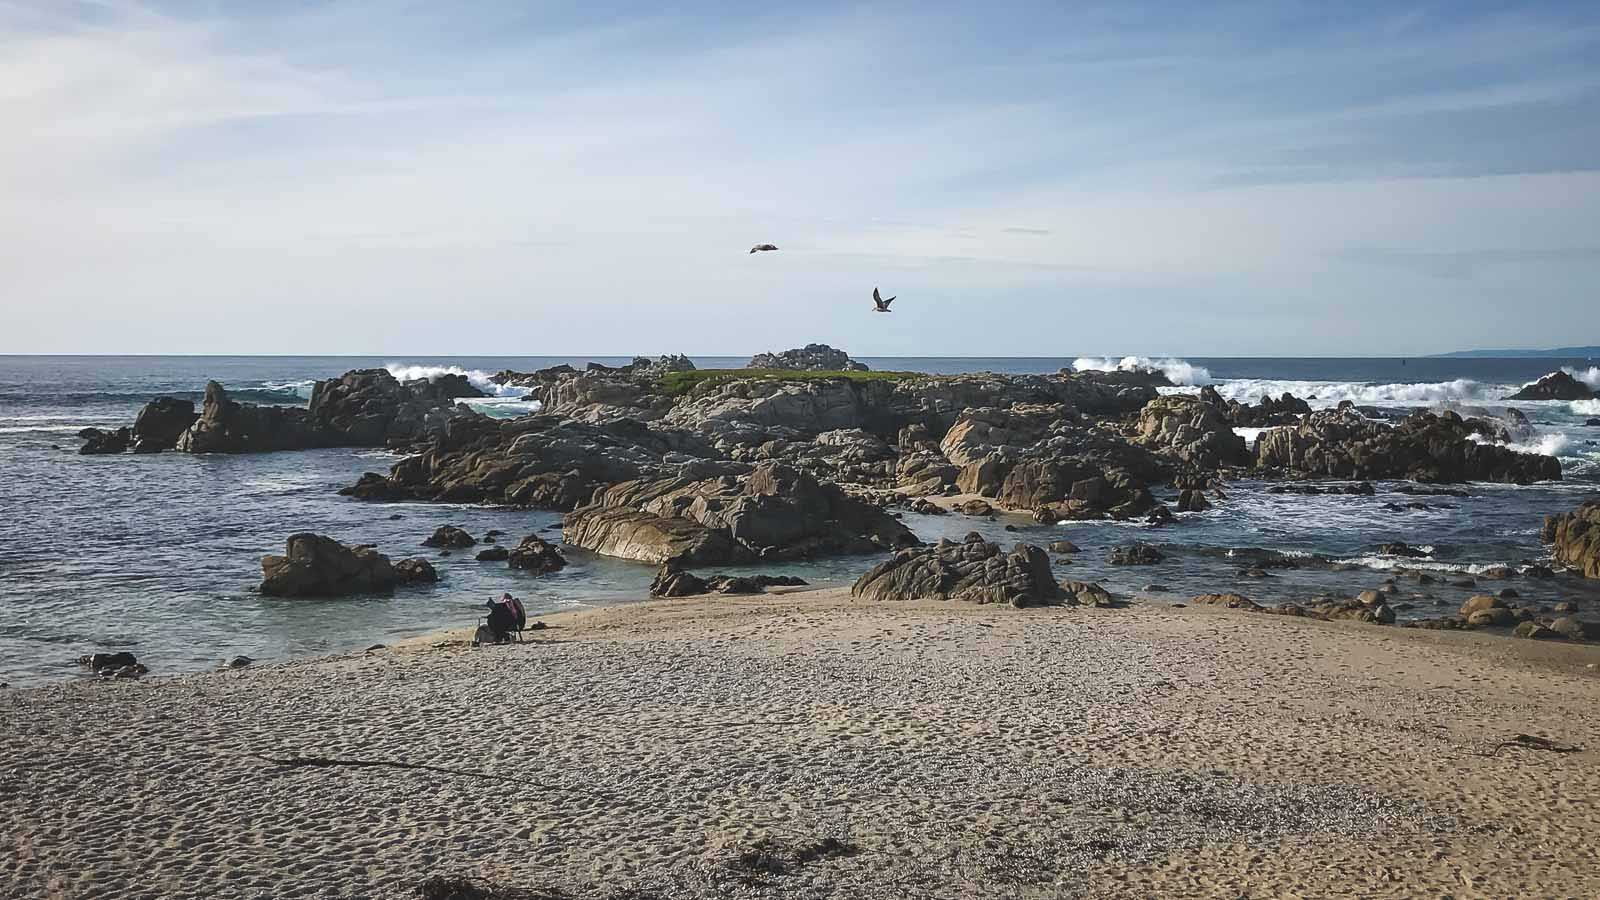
{"left": 4, "top": 588, "right": 1600, "bottom": 899}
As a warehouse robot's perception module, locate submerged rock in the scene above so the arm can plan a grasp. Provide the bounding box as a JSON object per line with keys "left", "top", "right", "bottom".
{"left": 394, "top": 558, "right": 439, "bottom": 584}
{"left": 1108, "top": 543, "right": 1165, "bottom": 566}
{"left": 422, "top": 526, "right": 476, "bottom": 549}
{"left": 77, "top": 427, "right": 132, "bottom": 455}
{"left": 852, "top": 534, "right": 1060, "bottom": 608}
{"left": 259, "top": 534, "right": 401, "bottom": 597}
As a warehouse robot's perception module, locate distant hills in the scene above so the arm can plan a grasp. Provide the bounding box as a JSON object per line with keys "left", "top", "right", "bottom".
{"left": 1433, "top": 346, "right": 1600, "bottom": 359}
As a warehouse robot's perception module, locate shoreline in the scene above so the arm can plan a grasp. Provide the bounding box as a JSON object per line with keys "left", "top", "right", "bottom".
{"left": 6, "top": 588, "right": 1600, "bottom": 898}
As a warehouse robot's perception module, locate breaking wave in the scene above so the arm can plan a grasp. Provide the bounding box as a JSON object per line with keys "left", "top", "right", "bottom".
{"left": 1563, "top": 366, "right": 1600, "bottom": 391}
{"left": 383, "top": 363, "right": 530, "bottom": 399}
{"left": 1469, "top": 431, "right": 1578, "bottom": 458}
{"left": 1071, "top": 356, "right": 1212, "bottom": 386}
{"left": 1573, "top": 399, "right": 1600, "bottom": 417}
{"left": 1201, "top": 378, "right": 1494, "bottom": 406}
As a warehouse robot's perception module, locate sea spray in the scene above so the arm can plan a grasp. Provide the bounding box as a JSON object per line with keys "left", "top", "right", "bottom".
{"left": 1071, "top": 356, "right": 1213, "bottom": 386}
{"left": 383, "top": 363, "right": 531, "bottom": 399}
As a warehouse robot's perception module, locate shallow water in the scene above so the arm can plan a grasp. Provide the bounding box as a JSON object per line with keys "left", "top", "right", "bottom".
{"left": 2, "top": 355, "right": 1598, "bottom": 684}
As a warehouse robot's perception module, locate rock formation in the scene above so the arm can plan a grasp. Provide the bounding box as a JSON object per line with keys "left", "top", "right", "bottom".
{"left": 1135, "top": 395, "right": 1249, "bottom": 470}
{"left": 78, "top": 427, "right": 132, "bottom": 455}
{"left": 422, "top": 526, "right": 477, "bottom": 549}
{"left": 1542, "top": 499, "right": 1600, "bottom": 578}
{"left": 747, "top": 344, "right": 868, "bottom": 371}
{"left": 1254, "top": 406, "right": 1560, "bottom": 484}
{"left": 563, "top": 463, "right": 918, "bottom": 565}
{"left": 260, "top": 534, "right": 405, "bottom": 597}
{"left": 507, "top": 535, "right": 567, "bottom": 573}
{"left": 131, "top": 398, "right": 198, "bottom": 452}
{"left": 1508, "top": 371, "right": 1595, "bottom": 401}
{"left": 648, "top": 564, "right": 807, "bottom": 597}
{"left": 851, "top": 533, "right": 1061, "bottom": 608}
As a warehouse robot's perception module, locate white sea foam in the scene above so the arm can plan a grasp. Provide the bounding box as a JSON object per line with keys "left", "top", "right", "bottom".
{"left": 1071, "top": 356, "right": 1212, "bottom": 386}
{"left": 1561, "top": 366, "right": 1600, "bottom": 390}
{"left": 383, "top": 363, "right": 531, "bottom": 399}
{"left": 1572, "top": 399, "right": 1600, "bottom": 416}
{"left": 1200, "top": 378, "right": 1496, "bottom": 407}
{"left": 0, "top": 425, "right": 98, "bottom": 434}
{"left": 261, "top": 379, "right": 318, "bottom": 400}
{"left": 1469, "top": 431, "right": 1577, "bottom": 458}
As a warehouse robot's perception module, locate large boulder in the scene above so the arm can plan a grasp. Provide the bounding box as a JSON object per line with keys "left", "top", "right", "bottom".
{"left": 131, "top": 397, "right": 198, "bottom": 452}
{"left": 1255, "top": 406, "right": 1560, "bottom": 484}
{"left": 1542, "top": 499, "right": 1600, "bottom": 579}
{"left": 1508, "top": 371, "right": 1595, "bottom": 401}
{"left": 851, "top": 534, "right": 1061, "bottom": 608}
{"left": 507, "top": 535, "right": 567, "bottom": 573}
{"left": 422, "top": 526, "right": 476, "bottom": 548}
{"left": 260, "top": 534, "right": 401, "bottom": 597}
{"left": 563, "top": 463, "right": 919, "bottom": 565}
{"left": 747, "top": 344, "right": 868, "bottom": 372}
{"left": 1135, "top": 395, "right": 1249, "bottom": 469}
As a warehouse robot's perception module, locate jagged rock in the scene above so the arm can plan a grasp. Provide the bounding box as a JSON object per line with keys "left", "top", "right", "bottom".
{"left": 260, "top": 534, "right": 401, "bottom": 597}
{"left": 507, "top": 535, "right": 567, "bottom": 574}
{"left": 131, "top": 397, "right": 198, "bottom": 452}
{"left": 1108, "top": 543, "right": 1165, "bottom": 565}
{"left": 403, "top": 373, "right": 485, "bottom": 401}
{"left": 78, "top": 427, "right": 132, "bottom": 455}
{"left": 1205, "top": 390, "right": 1312, "bottom": 428}
{"left": 650, "top": 564, "right": 708, "bottom": 597}
{"left": 565, "top": 464, "right": 916, "bottom": 565}
{"left": 1255, "top": 407, "right": 1560, "bottom": 484}
{"left": 174, "top": 370, "right": 468, "bottom": 454}
{"left": 1146, "top": 505, "right": 1176, "bottom": 526}
{"left": 1542, "top": 499, "right": 1600, "bottom": 579}
{"left": 1508, "top": 371, "right": 1595, "bottom": 401}
{"left": 78, "top": 652, "right": 139, "bottom": 675}
{"left": 747, "top": 344, "right": 868, "bottom": 372}
{"left": 394, "top": 558, "right": 438, "bottom": 584}
{"left": 852, "top": 534, "right": 1060, "bottom": 608}
{"left": 1135, "top": 395, "right": 1249, "bottom": 469}
{"left": 1176, "top": 489, "right": 1211, "bottom": 512}
{"left": 423, "top": 526, "right": 477, "bottom": 548}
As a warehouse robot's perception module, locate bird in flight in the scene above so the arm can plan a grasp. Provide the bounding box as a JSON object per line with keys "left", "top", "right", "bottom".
{"left": 872, "top": 287, "right": 896, "bottom": 313}
{"left": 749, "top": 244, "right": 779, "bottom": 254}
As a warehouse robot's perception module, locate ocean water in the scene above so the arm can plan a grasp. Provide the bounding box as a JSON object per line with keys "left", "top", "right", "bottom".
{"left": 2, "top": 355, "right": 1599, "bottom": 685}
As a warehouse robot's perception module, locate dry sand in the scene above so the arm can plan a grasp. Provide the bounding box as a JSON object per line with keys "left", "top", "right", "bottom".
{"left": 4, "top": 588, "right": 1600, "bottom": 899}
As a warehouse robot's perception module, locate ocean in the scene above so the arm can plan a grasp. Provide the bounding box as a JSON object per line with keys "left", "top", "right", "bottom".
{"left": 3, "top": 354, "right": 1599, "bottom": 685}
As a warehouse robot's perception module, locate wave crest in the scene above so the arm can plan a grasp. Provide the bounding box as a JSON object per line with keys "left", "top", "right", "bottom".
{"left": 1561, "top": 366, "right": 1600, "bottom": 391}
{"left": 1071, "top": 356, "right": 1212, "bottom": 386}
{"left": 383, "top": 363, "right": 530, "bottom": 399}
{"left": 1202, "top": 378, "right": 1490, "bottom": 406}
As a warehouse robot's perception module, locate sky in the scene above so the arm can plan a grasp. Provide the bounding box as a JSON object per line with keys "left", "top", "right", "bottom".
{"left": 2, "top": 0, "right": 1598, "bottom": 356}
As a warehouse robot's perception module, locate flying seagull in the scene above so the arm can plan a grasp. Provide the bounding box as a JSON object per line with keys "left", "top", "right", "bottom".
{"left": 749, "top": 243, "right": 778, "bottom": 254}
{"left": 872, "top": 287, "right": 895, "bottom": 313}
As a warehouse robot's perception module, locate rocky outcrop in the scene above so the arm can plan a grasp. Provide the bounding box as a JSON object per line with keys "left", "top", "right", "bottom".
{"left": 403, "top": 373, "right": 486, "bottom": 401}
{"left": 78, "top": 427, "right": 132, "bottom": 455}
{"left": 1508, "top": 371, "right": 1595, "bottom": 401}
{"left": 394, "top": 558, "right": 439, "bottom": 584}
{"left": 260, "top": 534, "right": 403, "bottom": 597}
{"left": 1135, "top": 395, "right": 1249, "bottom": 470}
{"left": 747, "top": 344, "right": 868, "bottom": 372}
{"left": 507, "top": 535, "right": 567, "bottom": 573}
{"left": 1200, "top": 387, "right": 1311, "bottom": 427}
{"left": 1108, "top": 543, "right": 1164, "bottom": 565}
{"left": 563, "top": 464, "right": 918, "bottom": 565}
{"left": 172, "top": 370, "right": 468, "bottom": 454}
{"left": 1254, "top": 406, "right": 1561, "bottom": 484}
{"left": 131, "top": 398, "right": 198, "bottom": 452}
{"left": 1542, "top": 499, "right": 1600, "bottom": 578}
{"left": 851, "top": 534, "right": 1061, "bottom": 608}
{"left": 423, "top": 526, "right": 477, "bottom": 549}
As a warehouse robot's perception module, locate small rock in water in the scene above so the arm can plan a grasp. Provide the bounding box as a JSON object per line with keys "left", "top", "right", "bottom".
{"left": 388, "top": 514, "right": 404, "bottom": 520}
{"left": 1048, "top": 540, "right": 1082, "bottom": 554}
{"left": 225, "top": 656, "right": 253, "bottom": 669}
{"left": 365, "top": 644, "right": 386, "bottom": 651}
{"left": 422, "top": 525, "right": 476, "bottom": 549}
{"left": 1498, "top": 588, "right": 1519, "bottom": 599}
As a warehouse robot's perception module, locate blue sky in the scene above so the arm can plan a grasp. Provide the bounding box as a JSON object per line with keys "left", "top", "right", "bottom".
{"left": 2, "top": 1, "right": 1597, "bottom": 355}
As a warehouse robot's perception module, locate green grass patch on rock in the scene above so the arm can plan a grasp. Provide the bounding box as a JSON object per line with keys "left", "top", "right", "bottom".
{"left": 660, "top": 368, "right": 925, "bottom": 397}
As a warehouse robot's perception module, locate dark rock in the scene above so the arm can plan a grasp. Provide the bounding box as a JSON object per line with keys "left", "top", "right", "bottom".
{"left": 1377, "top": 542, "right": 1430, "bottom": 558}
{"left": 1059, "top": 580, "right": 1118, "bottom": 607}
{"left": 78, "top": 427, "right": 132, "bottom": 455}
{"left": 1176, "top": 489, "right": 1211, "bottom": 513}
{"left": 1551, "top": 617, "right": 1598, "bottom": 642}
{"left": 402, "top": 372, "right": 486, "bottom": 401}
{"left": 1508, "top": 371, "right": 1595, "bottom": 401}
{"left": 507, "top": 535, "right": 567, "bottom": 574}
{"left": 852, "top": 535, "right": 1061, "bottom": 608}
{"left": 1048, "top": 540, "right": 1082, "bottom": 554}
{"left": 79, "top": 651, "right": 138, "bottom": 673}
{"left": 476, "top": 547, "right": 511, "bottom": 562}
{"left": 958, "top": 499, "right": 994, "bottom": 517}
{"left": 1146, "top": 505, "right": 1176, "bottom": 526}
{"left": 1135, "top": 395, "right": 1249, "bottom": 469}
{"left": 650, "top": 563, "right": 707, "bottom": 597}
{"left": 423, "top": 526, "right": 476, "bottom": 548}
{"left": 1191, "top": 592, "right": 1263, "bottom": 610}
{"left": 225, "top": 656, "right": 254, "bottom": 669}
{"left": 1513, "top": 621, "right": 1558, "bottom": 640}
{"left": 1498, "top": 588, "right": 1519, "bottom": 599}
{"left": 260, "top": 533, "right": 401, "bottom": 597}
{"left": 131, "top": 397, "right": 198, "bottom": 452}
{"left": 394, "top": 558, "right": 438, "bottom": 584}
{"left": 1108, "top": 543, "right": 1165, "bottom": 565}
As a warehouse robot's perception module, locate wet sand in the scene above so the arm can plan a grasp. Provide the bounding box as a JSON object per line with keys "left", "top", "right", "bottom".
{"left": 3, "top": 588, "right": 1599, "bottom": 898}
